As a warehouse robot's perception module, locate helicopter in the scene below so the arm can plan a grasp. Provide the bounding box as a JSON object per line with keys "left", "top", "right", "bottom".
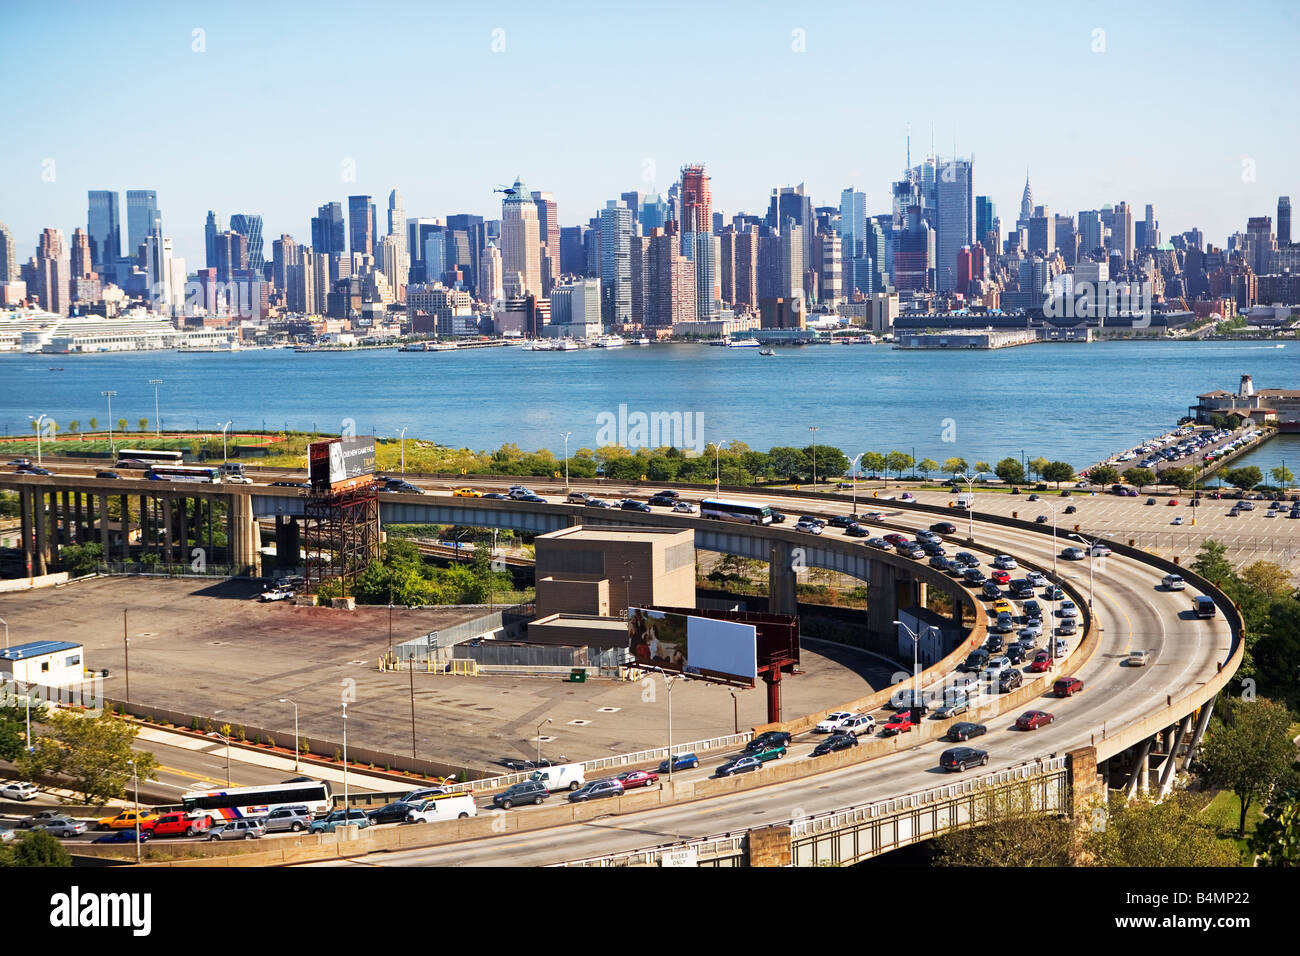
{"left": 492, "top": 183, "right": 519, "bottom": 197}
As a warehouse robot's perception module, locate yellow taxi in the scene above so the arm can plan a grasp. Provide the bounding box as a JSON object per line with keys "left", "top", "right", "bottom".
{"left": 991, "top": 599, "right": 1014, "bottom": 617}
{"left": 452, "top": 487, "right": 483, "bottom": 498}
{"left": 96, "top": 809, "right": 161, "bottom": 831}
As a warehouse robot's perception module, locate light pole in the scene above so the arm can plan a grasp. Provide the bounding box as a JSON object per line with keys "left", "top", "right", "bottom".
{"left": 342, "top": 702, "right": 349, "bottom": 814}
{"left": 728, "top": 691, "right": 739, "bottom": 735}
{"left": 808, "top": 426, "right": 820, "bottom": 489}
{"left": 536, "top": 717, "right": 552, "bottom": 765}
{"left": 1040, "top": 497, "right": 1061, "bottom": 577}
{"left": 957, "top": 471, "right": 988, "bottom": 542}
{"left": 0, "top": 616, "right": 8, "bottom": 649}
{"left": 279, "top": 698, "right": 299, "bottom": 772}
{"left": 714, "top": 438, "right": 729, "bottom": 493}
{"left": 1069, "top": 532, "right": 1099, "bottom": 609}
{"left": 399, "top": 426, "right": 408, "bottom": 476}
{"left": 101, "top": 391, "right": 117, "bottom": 456}
{"left": 893, "top": 619, "right": 933, "bottom": 719}
{"left": 849, "top": 452, "right": 865, "bottom": 517}
{"left": 651, "top": 667, "right": 679, "bottom": 783}
{"left": 149, "top": 379, "right": 163, "bottom": 437}
{"left": 560, "top": 432, "right": 572, "bottom": 491}
{"left": 219, "top": 420, "right": 232, "bottom": 462}
{"left": 212, "top": 731, "right": 232, "bottom": 785}
{"left": 128, "top": 759, "right": 141, "bottom": 864}
{"left": 28, "top": 415, "right": 48, "bottom": 465}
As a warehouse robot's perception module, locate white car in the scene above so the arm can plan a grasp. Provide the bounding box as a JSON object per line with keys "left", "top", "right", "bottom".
{"left": 794, "top": 520, "right": 824, "bottom": 535}
{"left": 222, "top": 475, "right": 254, "bottom": 485}
{"left": 983, "top": 657, "right": 1011, "bottom": 677}
{"left": 1161, "top": 574, "right": 1186, "bottom": 591}
{"left": 1058, "top": 601, "right": 1079, "bottom": 619}
{"left": 0, "top": 782, "right": 38, "bottom": 801}
{"left": 672, "top": 501, "right": 697, "bottom": 514}
{"left": 1088, "top": 543, "right": 1112, "bottom": 557}
{"left": 1018, "top": 622, "right": 1043, "bottom": 640}
{"left": 992, "top": 555, "right": 1018, "bottom": 570}
{"left": 814, "top": 711, "right": 854, "bottom": 734}
{"left": 1171, "top": 516, "right": 1184, "bottom": 525}
{"left": 1127, "top": 649, "right": 1148, "bottom": 666}
{"left": 258, "top": 588, "right": 294, "bottom": 603}
{"left": 837, "top": 714, "right": 877, "bottom": 737}
{"left": 1054, "top": 638, "right": 1070, "bottom": 656}
{"left": 1025, "top": 571, "right": 1047, "bottom": 587}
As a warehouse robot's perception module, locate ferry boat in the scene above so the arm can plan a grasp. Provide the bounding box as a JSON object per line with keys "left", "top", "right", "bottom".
{"left": 593, "top": 334, "right": 625, "bottom": 348}
{"left": 398, "top": 341, "right": 457, "bottom": 352}
{"left": 556, "top": 339, "right": 582, "bottom": 351}
{"left": 726, "top": 337, "right": 761, "bottom": 348}
{"left": 631, "top": 334, "right": 651, "bottom": 345}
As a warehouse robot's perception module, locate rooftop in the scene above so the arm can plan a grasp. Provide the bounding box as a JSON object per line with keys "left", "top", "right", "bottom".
{"left": 0, "top": 640, "right": 82, "bottom": 661}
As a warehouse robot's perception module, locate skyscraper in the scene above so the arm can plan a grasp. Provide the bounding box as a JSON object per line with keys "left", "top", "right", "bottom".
{"left": 1112, "top": 201, "right": 1135, "bottom": 263}
{"left": 70, "top": 228, "right": 93, "bottom": 278}
{"left": 479, "top": 241, "right": 503, "bottom": 304}
{"left": 87, "top": 191, "right": 121, "bottom": 270}
{"left": 0, "top": 222, "right": 16, "bottom": 282}
{"left": 1278, "top": 196, "right": 1291, "bottom": 245}
{"left": 599, "top": 199, "right": 633, "bottom": 327}
{"left": 446, "top": 214, "right": 486, "bottom": 293}
{"left": 35, "top": 228, "right": 70, "bottom": 315}
{"left": 230, "top": 214, "right": 265, "bottom": 272}
{"left": 348, "top": 195, "right": 374, "bottom": 257}
{"left": 311, "top": 202, "right": 346, "bottom": 255}
{"left": 388, "top": 189, "right": 405, "bottom": 246}
{"left": 205, "top": 210, "right": 222, "bottom": 269}
{"left": 645, "top": 227, "right": 695, "bottom": 328}
{"left": 934, "top": 157, "right": 974, "bottom": 293}
{"left": 272, "top": 235, "right": 300, "bottom": 295}
{"left": 500, "top": 178, "right": 542, "bottom": 298}
{"left": 680, "top": 165, "right": 717, "bottom": 320}
{"left": 1019, "top": 174, "right": 1033, "bottom": 224}
{"left": 768, "top": 184, "right": 814, "bottom": 286}
{"left": 1028, "top": 205, "right": 1055, "bottom": 256}
{"left": 975, "top": 196, "right": 996, "bottom": 247}
{"left": 838, "top": 188, "right": 867, "bottom": 254}
{"left": 126, "top": 190, "right": 160, "bottom": 262}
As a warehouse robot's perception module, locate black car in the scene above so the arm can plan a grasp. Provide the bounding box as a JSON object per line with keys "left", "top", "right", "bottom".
{"left": 961, "top": 649, "right": 990, "bottom": 672}
{"left": 866, "top": 537, "right": 893, "bottom": 550}
{"left": 921, "top": 541, "right": 946, "bottom": 556}
{"left": 769, "top": 511, "right": 787, "bottom": 524}
{"left": 985, "top": 633, "right": 1004, "bottom": 652}
{"left": 930, "top": 522, "right": 957, "bottom": 534}
{"left": 827, "top": 514, "right": 856, "bottom": 529}
{"left": 947, "top": 722, "right": 988, "bottom": 742}
{"left": 367, "top": 801, "right": 422, "bottom": 824}
{"left": 715, "top": 756, "right": 764, "bottom": 777}
{"left": 743, "top": 731, "right": 792, "bottom": 754}
{"left": 955, "top": 552, "right": 980, "bottom": 567}
{"left": 963, "top": 569, "right": 988, "bottom": 587}
{"left": 652, "top": 490, "right": 679, "bottom": 499}
{"left": 517, "top": 494, "right": 546, "bottom": 503}
{"left": 943, "top": 558, "right": 966, "bottom": 576}
{"left": 20, "top": 467, "right": 53, "bottom": 476}
{"left": 1064, "top": 505, "right": 1077, "bottom": 514}
{"left": 95, "top": 470, "right": 120, "bottom": 479}
{"left": 798, "top": 515, "right": 827, "bottom": 528}
{"left": 1006, "top": 644, "right": 1025, "bottom": 665}
{"left": 844, "top": 523, "right": 868, "bottom": 537}
{"left": 1000, "top": 669, "right": 1023, "bottom": 692}
{"left": 482, "top": 492, "right": 510, "bottom": 499}
{"left": 981, "top": 581, "right": 1003, "bottom": 600}
{"left": 586, "top": 498, "right": 613, "bottom": 508}
{"left": 940, "top": 747, "right": 989, "bottom": 772}
{"left": 620, "top": 499, "right": 651, "bottom": 512}
{"left": 929, "top": 555, "right": 950, "bottom": 569}
{"left": 811, "top": 734, "right": 859, "bottom": 757}
{"left": 493, "top": 780, "right": 549, "bottom": 808}
{"left": 1023, "top": 599, "right": 1042, "bottom": 618}
{"left": 1009, "top": 579, "right": 1035, "bottom": 599}
{"left": 648, "top": 495, "right": 677, "bottom": 507}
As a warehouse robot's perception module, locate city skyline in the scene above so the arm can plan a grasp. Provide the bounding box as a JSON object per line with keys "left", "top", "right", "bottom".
{"left": 3, "top": 0, "right": 1298, "bottom": 265}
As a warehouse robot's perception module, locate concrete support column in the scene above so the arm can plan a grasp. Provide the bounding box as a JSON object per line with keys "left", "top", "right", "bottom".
{"left": 275, "top": 516, "right": 301, "bottom": 572}
{"left": 229, "top": 493, "right": 259, "bottom": 575}
{"left": 20, "top": 486, "right": 34, "bottom": 578}
{"left": 1156, "top": 715, "right": 1193, "bottom": 800}
{"left": 98, "top": 494, "right": 110, "bottom": 558}
{"left": 205, "top": 499, "right": 214, "bottom": 562}
{"left": 914, "top": 579, "right": 928, "bottom": 609}
{"left": 178, "top": 495, "right": 188, "bottom": 563}
{"left": 162, "top": 496, "right": 174, "bottom": 562}
{"left": 138, "top": 495, "right": 148, "bottom": 550}
{"left": 34, "top": 490, "right": 48, "bottom": 575}
{"left": 867, "top": 559, "right": 898, "bottom": 639}
{"left": 1185, "top": 701, "right": 1215, "bottom": 763}
{"left": 119, "top": 494, "right": 130, "bottom": 561}
{"left": 73, "top": 491, "right": 83, "bottom": 544}
{"left": 767, "top": 542, "right": 798, "bottom": 616}
{"left": 47, "top": 490, "right": 60, "bottom": 563}
{"left": 1125, "top": 737, "right": 1153, "bottom": 800}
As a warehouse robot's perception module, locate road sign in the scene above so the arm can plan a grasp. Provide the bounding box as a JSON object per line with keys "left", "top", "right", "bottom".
{"left": 661, "top": 847, "right": 698, "bottom": 867}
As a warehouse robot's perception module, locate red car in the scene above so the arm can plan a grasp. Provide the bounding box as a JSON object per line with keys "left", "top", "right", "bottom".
{"left": 883, "top": 533, "right": 909, "bottom": 546}
{"left": 615, "top": 769, "right": 660, "bottom": 789}
{"left": 1016, "top": 710, "right": 1055, "bottom": 731}
{"left": 1167, "top": 499, "right": 1179, "bottom": 506}
{"left": 990, "top": 570, "right": 1011, "bottom": 585}
{"left": 881, "top": 712, "right": 915, "bottom": 736}
{"left": 1027, "top": 651, "right": 1053, "bottom": 673}
{"left": 151, "top": 812, "right": 212, "bottom": 838}
{"left": 1054, "top": 676, "right": 1084, "bottom": 697}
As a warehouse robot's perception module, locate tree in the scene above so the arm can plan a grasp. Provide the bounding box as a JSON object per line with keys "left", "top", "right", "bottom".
{"left": 1041, "top": 461, "right": 1075, "bottom": 487}
{"left": 1224, "top": 466, "right": 1263, "bottom": 491}
{"left": 974, "top": 461, "right": 992, "bottom": 476}
{"left": 1162, "top": 466, "right": 1195, "bottom": 490}
{"left": 994, "top": 457, "right": 1026, "bottom": 486}
{"left": 1270, "top": 465, "right": 1294, "bottom": 489}
{"left": 1122, "top": 467, "right": 1156, "bottom": 492}
{"left": 807, "top": 445, "right": 849, "bottom": 481}
{"left": 1191, "top": 539, "right": 1235, "bottom": 586}
{"left": 0, "top": 830, "right": 71, "bottom": 867}
{"left": 138, "top": 417, "right": 149, "bottom": 432}
{"left": 1088, "top": 465, "right": 1118, "bottom": 487}
{"left": 943, "top": 457, "right": 969, "bottom": 478}
{"left": 59, "top": 542, "right": 103, "bottom": 577}
{"left": 768, "top": 447, "right": 809, "bottom": 481}
{"left": 918, "top": 458, "right": 939, "bottom": 477}
{"left": 1239, "top": 561, "right": 1292, "bottom": 599}
{"left": 884, "top": 450, "right": 912, "bottom": 478}
{"left": 20, "top": 711, "right": 160, "bottom": 806}
{"left": 1029, "top": 457, "right": 1049, "bottom": 482}
{"left": 66, "top": 420, "right": 79, "bottom": 435}
{"left": 863, "top": 452, "right": 887, "bottom": 476}
{"left": 1200, "top": 696, "right": 1298, "bottom": 837}
{"left": 0, "top": 701, "right": 48, "bottom": 761}
{"left": 29, "top": 419, "right": 39, "bottom": 435}
{"left": 89, "top": 417, "right": 98, "bottom": 432}
{"left": 1084, "top": 792, "right": 1241, "bottom": 866}
{"left": 1252, "top": 789, "right": 1300, "bottom": 867}
{"left": 117, "top": 418, "right": 127, "bottom": 433}
{"left": 931, "top": 782, "right": 1072, "bottom": 866}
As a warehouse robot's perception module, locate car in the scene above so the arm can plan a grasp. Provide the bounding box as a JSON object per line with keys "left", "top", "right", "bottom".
{"left": 1027, "top": 493, "right": 1040, "bottom": 501}
{"left": 1167, "top": 499, "right": 1179, "bottom": 507}
{"left": 1009, "top": 579, "right": 1035, "bottom": 599}
{"left": 962, "top": 569, "right": 985, "bottom": 587}
{"left": 883, "top": 533, "right": 909, "bottom": 546}
{"left": 17, "top": 808, "right": 64, "bottom": 829}
{"left": 991, "top": 598, "right": 1014, "bottom": 616}
{"left": 620, "top": 499, "right": 651, "bottom": 512}
{"left": 984, "top": 654, "right": 1011, "bottom": 674}
{"left": 845, "top": 522, "right": 869, "bottom": 537}
{"left": 900, "top": 491, "right": 915, "bottom": 501}
{"left": 1054, "top": 676, "right": 1084, "bottom": 697}
{"left": 0, "top": 782, "right": 39, "bottom": 801}
{"left": 1016, "top": 710, "right": 1055, "bottom": 730}
{"left": 866, "top": 537, "right": 892, "bottom": 550}
{"left": 1035, "top": 515, "right": 1049, "bottom": 524}
{"left": 1018, "top": 622, "right": 1043, "bottom": 641}
{"left": 259, "top": 588, "right": 294, "bottom": 602}
{"left": 481, "top": 492, "right": 510, "bottom": 500}
{"left": 148, "top": 812, "right": 212, "bottom": 837}
{"left": 20, "top": 466, "right": 53, "bottom": 476}
{"left": 93, "top": 828, "right": 153, "bottom": 844}
{"left": 930, "top": 521, "right": 957, "bottom": 534}
{"left": 365, "top": 802, "right": 420, "bottom": 825}
{"left": 586, "top": 497, "right": 614, "bottom": 508}
{"left": 518, "top": 494, "right": 547, "bottom": 503}
{"left": 8, "top": 458, "right": 31, "bottom": 467}
{"left": 1006, "top": 644, "right": 1026, "bottom": 665}
{"left": 828, "top": 514, "right": 857, "bottom": 528}
{"left": 1237, "top": 501, "right": 1255, "bottom": 511}
{"left": 933, "top": 698, "right": 969, "bottom": 720}
{"left": 1027, "top": 651, "right": 1053, "bottom": 673}
{"left": 222, "top": 474, "right": 254, "bottom": 485}
{"left": 992, "top": 612, "right": 1015, "bottom": 634}
{"left": 1089, "top": 543, "right": 1112, "bottom": 557}
{"left": 453, "top": 487, "right": 483, "bottom": 497}
{"left": 916, "top": 530, "right": 941, "bottom": 544}
{"left": 568, "top": 778, "right": 625, "bottom": 802}
{"left": 836, "top": 480, "right": 854, "bottom": 490}
{"left": 799, "top": 515, "right": 828, "bottom": 528}
{"left": 657, "top": 753, "right": 699, "bottom": 773}
{"left": 1060, "top": 490, "right": 1072, "bottom": 497}
{"left": 383, "top": 480, "right": 424, "bottom": 494}
{"left": 838, "top": 714, "right": 877, "bottom": 737}
{"left": 895, "top": 542, "right": 925, "bottom": 558}
{"left": 1042, "top": 585, "right": 1065, "bottom": 601}
{"left": 95, "top": 470, "right": 121, "bottom": 479}
{"left": 1127, "top": 649, "right": 1148, "bottom": 667}
{"left": 769, "top": 510, "right": 787, "bottom": 523}
{"left": 921, "top": 541, "right": 946, "bottom": 556}
{"left": 999, "top": 669, "right": 1023, "bottom": 692}
{"left": 1058, "top": 601, "right": 1079, "bottom": 619}
{"left": 715, "top": 756, "right": 765, "bottom": 777}
{"left": 795, "top": 520, "right": 824, "bottom": 535}
{"left": 981, "top": 581, "right": 1003, "bottom": 600}
{"left": 940, "top": 747, "right": 989, "bottom": 772}
{"left": 565, "top": 490, "right": 591, "bottom": 503}
{"left": 1061, "top": 547, "right": 1085, "bottom": 560}
{"left": 615, "top": 769, "right": 660, "bottom": 789}
{"left": 1172, "top": 516, "right": 1184, "bottom": 525}
{"left": 992, "top": 555, "right": 1018, "bottom": 570}
{"left": 962, "top": 648, "right": 990, "bottom": 672}
{"left": 985, "top": 633, "right": 1005, "bottom": 652}
{"left": 881, "top": 712, "right": 915, "bottom": 736}
{"left": 209, "top": 818, "right": 268, "bottom": 840}
{"left": 811, "top": 733, "right": 859, "bottom": 756}
{"left": 942, "top": 558, "right": 966, "bottom": 576}
{"left": 1064, "top": 505, "right": 1077, "bottom": 514}
{"left": 744, "top": 731, "right": 793, "bottom": 753}
{"left": 648, "top": 495, "right": 678, "bottom": 507}
{"left": 492, "top": 781, "right": 550, "bottom": 808}
{"left": 96, "top": 810, "right": 160, "bottom": 832}
{"left": 308, "top": 809, "right": 372, "bottom": 833}
{"left": 672, "top": 501, "right": 698, "bottom": 514}
{"left": 990, "top": 569, "right": 1011, "bottom": 585}
{"left": 1162, "top": 574, "right": 1186, "bottom": 591}
{"left": 947, "top": 721, "right": 987, "bottom": 742}
{"left": 954, "top": 551, "right": 979, "bottom": 567}
{"left": 34, "top": 818, "right": 88, "bottom": 838}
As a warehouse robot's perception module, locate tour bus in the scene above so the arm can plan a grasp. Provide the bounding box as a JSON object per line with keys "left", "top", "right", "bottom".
{"left": 700, "top": 498, "right": 775, "bottom": 525}
{"left": 144, "top": 465, "right": 219, "bottom": 483}
{"left": 180, "top": 780, "right": 332, "bottom": 822}
{"left": 117, "top": 448, "right": 184, "bottom": 469}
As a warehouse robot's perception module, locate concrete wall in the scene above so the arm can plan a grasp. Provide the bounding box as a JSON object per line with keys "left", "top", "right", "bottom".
{"left": 0, "top": 571, "right": 69, "bottom": 592}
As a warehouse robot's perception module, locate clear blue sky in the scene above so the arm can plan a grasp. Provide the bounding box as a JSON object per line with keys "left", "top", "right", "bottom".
{"left": 3, "top": 0, "right": 1297, "bottom": 265}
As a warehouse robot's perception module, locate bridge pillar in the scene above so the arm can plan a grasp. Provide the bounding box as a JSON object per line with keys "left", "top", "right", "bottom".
{"left": 745, "top": 824, "right": 792, "bottom": 867}
{"left": 1185, "top": 701, "right": 1214, "bottom": 763}
{"left": 1124, "top": 737, "right": 1153, "bottom": 800}
{"left": 1067, "top": 746, "right": 1105, "bottom": 819}
{"left": 47, "top": 491, "right": 60, "bottom": 563}
{"left": 33, "top": 490, "right": 48, "bottom": 576}
{"left": 867, "top": 559, "right": 897, "bottom": 639}
{"left": 98, "top": 493, "right": 110, "bottom": 558}
{"left": 275, "top": 515, "right": 301, "bottom": 571}
{"left": 1156, "top": 714, "right": 1193, "bottom": 800}
{"left": 768, "top": 542, "right": 798, "bottom": 616}
{"left": 177, "top": 495, "right": 188, "bottom": 561}
{"left": 19, "top": 487, "right": 33, "bottom": 578}
{"left": 161, "top": 496, "right": 174, "bottom": 562}
{"left": 229, "top": 492, "right": 259, "bottom": 575}
{"left": 119, "top": 495, "right": 130, "bottom": 561}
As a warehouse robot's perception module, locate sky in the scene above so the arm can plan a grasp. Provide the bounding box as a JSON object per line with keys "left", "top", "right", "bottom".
{"left": 3, "top": 0, "right": 1298, "bottom": 266}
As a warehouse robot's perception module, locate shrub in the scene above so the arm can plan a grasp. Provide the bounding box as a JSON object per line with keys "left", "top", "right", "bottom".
{"left": 190, "top": 717, "right": 199, "bottom": 731}
{"left": 236, "top": 726, "right": 246, "bottom": 742}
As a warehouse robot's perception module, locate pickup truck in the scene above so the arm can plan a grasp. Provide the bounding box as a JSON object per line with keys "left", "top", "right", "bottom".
{"left": 151, "top": 812, "right": 212, "bottom": 837}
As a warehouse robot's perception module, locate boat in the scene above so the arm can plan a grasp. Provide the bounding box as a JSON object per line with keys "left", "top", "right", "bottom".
{"left": 759, "top": 348, "right": 775, "bottom": 356}
{"left": 556, "top": 339, "right": 581, "bottom": 351}
{"left": 632, "top": 335, "right": 651, "bottom": 345}
{"left": 593, "top": 334, "right": 625, "bottom": 348}
{"left": 726, "top": 337, "right": 761, "bottom": 348}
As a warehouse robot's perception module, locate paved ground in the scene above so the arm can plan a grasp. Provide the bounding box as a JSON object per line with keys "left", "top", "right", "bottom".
{"left": 0, "top": 577, "right": 892, "bottom": 774}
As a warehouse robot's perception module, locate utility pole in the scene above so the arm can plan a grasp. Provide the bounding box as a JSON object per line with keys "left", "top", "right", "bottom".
{"left": 123, "top": 609, "right": 130, "bottom": 705}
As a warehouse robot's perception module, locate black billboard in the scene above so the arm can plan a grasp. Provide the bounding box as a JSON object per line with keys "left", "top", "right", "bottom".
{"left": 308, "top": 437, "right": 376, "bottom": 492}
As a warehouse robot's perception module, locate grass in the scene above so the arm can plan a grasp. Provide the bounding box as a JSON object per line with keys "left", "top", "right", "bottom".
{"left": 1, "top": 433, "right": 278, "bottom": 456}
{"left": 1201, "top": 788, "right": 1263, "bottom": 861}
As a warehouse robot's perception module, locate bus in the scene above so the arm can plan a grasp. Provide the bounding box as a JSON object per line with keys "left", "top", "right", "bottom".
{"left": 700, "top": 498, "right": 774, "bottom": 525}
{"left": 180, "top": 780, "right": 332, "bottom": 822}
{"left": 117, "top": 448, "right": 184, "bottom": 469}
{"left": 145, "top": 465, "right": 218, "bottom": 483}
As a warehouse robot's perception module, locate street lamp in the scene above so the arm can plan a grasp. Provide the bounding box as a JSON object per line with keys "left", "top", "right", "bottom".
{"left": 212, "top": 731, "right": 232, "bottom": 786}
{"left": 279, "top": 698, "right": 299, "bottom": 772}
{"left": 893, "top": 620, "right": 937, "bottom": 720}
{"left": 218, "top": 421, "right": 233, "bottom": 462}
{"left": 0, "top": 616, "right": 8, "bottom": 649}
{"left": 1068, "top": 532, "right": 1099, "bottom": 609}
{"left": 28, "top": 415, "right": 48, "bottom": 465}
{"left": 127, "top": 759, "right": 141, "bottom": 864}
{"left": 101, "top": 391, "right": 117, "bottom": 456}
{"left": 342, "top": 702, "right": 349, "bottom": 815}
{"left": 849, "top": 452, "right": 865, "bottom": 517}
{"left": 956, "top": 471, "right": 988, "bottom": 542}
{"left": 1040, "top": 497, "right": 1061, "bottom": 578}
{"left": 808, "top": 426, "right": 820, "bottom": 489}
{"left": 714, "top": 438, "right": 729, "bottom": 493}
{"left": 536, "top": 717, "right": 552, "bottom": 765}
{"left": 149, "top": 380, "right": 163, "bottom": 437}
{"left": 399, "top": 426, "right": 408, "bottom": 476}
{"left": 560, "top": 432, "right": 572, "bottom": 491}
{"left": 650, "top": 666, "right": 681, "bottom": 783}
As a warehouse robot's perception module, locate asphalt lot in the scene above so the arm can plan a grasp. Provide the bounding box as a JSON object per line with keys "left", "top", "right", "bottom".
{"left": 0, "top": 577, "right": 892, "bottom": 773}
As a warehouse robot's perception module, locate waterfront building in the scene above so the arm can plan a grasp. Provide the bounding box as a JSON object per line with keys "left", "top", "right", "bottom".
{"left": 548, "top": 277, "right": 602, "bottom": 338}
{"left": 0, "top": 222, "right": 15, "bottom": 282}
{"left": 645, "top": 227, "right": 695, "bottom": 329}
{"left": 501, "top": 177, "right": 542, "bottom": 298}
{"left": 1193, "top": 375, "right": 1300, "bottom": 431}
{"left": 70, "top": 228, "right": 93, "bottom": 280}
{"left": 35, "top": 228, "right": 70, "bottom": 316}
{"left": 680, "top": 164, "right": 717, "bottom": 321}
{"left": 88, "top": 191, "right": 121, "bottom": 270}
{"left": 599, "top": 199, "right": 633, "bottom": 327}
{"left": 532, "top": 190, "right": 559, "bottom": 294}
{"left": 479, "top": 241, "right": 503, "bottom": 305}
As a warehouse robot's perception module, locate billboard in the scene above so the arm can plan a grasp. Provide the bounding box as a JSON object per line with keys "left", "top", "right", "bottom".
{"left": 308, "top": 436, "right": 376, "bottom": 492}
{"left": 628, "top": 608, "right": 758, "bottom": 686}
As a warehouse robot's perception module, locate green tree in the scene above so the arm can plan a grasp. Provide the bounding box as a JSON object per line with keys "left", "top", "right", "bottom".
{"left": 20, "top": 711, "right": 160, "bottom": 806}
{"left": 29, "top": 419, "right": 39, "bottom": 435}
{"left": 1088, "top": 465, "right": 1119, "bottom": 487}
{"left": 1270, "top": 465, "right": 1294, "bottom": 489}
{"left": 994, "top": 457, "right": 1025, "bottom": 486}
{"left": 863, "top": 452, "right": 887, "bottom": 476}
{"left": 1200, "top": 696, "right": 1298, "bottom": 837}
{"left": 943, "top": 457, "right": 968, "bottom": 477}
{"left": 1040, "top": 461, "right": 1075, "bottom": 487}
{"left": 1239, "top": 560, "right": 1292, "bottom": 599}
{"left": 808, "top": 445, "right": 849, "bottom": 481}
{"left": 138, "top": 417, "right": 149, "bottom": 432}
{"left": 974, "top": 461, "right": 992, "bottom": 476}
{"left": 1162, "top": 466, "right": 1195, "bottom": 490}
{"left": 89, "top": 417, "right": 98, "bottom": 431}
{"left": 1252, "top": 788, "right": 1300, "bottom": 867}
{"left": 66, "top": 420, "right": 79, "bottom": 435}
{"left": 884, "top": 450, "right": 912, "bottom": 478}
{"left": 117, "top": 418, "right": 127, "bottom": 433}
{"left": 1191, "top": 539, "right": 1235, "bottom": 586}
{"left": 1028, "top": 456, "right": 1049, "bottom": 481}
{"left": 0, "top": 700, "right": 48, "bottom": 761}
{"left": 768, "top": 446, "right": 809, "bottom": 481}
{"left": 0, "top": 829, "right": 71, "bottom": 867}
{"left": 918, "top": 458, "right": 939, "bottom": 477}
{"left": 1084, "top": 792, "right": 1241, "bottom": 866}
{"left": 59, "top": 542, "right": 103, "bottom": 577}
{"left": 1224, "top": 466, "right": 1263, "bottom": 491}
{"left": 1122, "top": 467, "right": 1156, "bottom": 492}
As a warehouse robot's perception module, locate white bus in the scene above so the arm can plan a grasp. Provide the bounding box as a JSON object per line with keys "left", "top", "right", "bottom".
{"left": 700, "top": 497, "right": 774, "bottom": 525}
{"left": 145, "top": 465, "right": 218, "bottom": 483}
{"left": 180, "top": 780, "right": 332, "bottom": 822}
{"left": 117, "top": 448, "right": 184, "bottom": 469}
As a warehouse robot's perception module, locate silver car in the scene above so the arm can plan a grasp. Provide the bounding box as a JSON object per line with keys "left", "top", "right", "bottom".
{"left": 33, "top": 818, "right": 87, "bottom": 838}
{"left": 207, "top": 818, "right": 266, "bottom": 841}
{"left": 261, "top": 805, "right": 313, "bottom": 833}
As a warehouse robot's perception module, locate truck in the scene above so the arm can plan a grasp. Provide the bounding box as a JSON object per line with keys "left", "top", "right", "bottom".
{"left": 529, "top": 763, "right": 586, "bottom": 792}
{"left": 956, "top": 492, "right": 974, "bottom": 510}
{"left": 405, "top": 793, "right": 478, "bottom": 823}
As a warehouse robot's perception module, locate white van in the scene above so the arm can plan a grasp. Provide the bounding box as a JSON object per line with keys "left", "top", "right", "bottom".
{"left": 406, "top": 793, "right": 477, "bottom": 823}
{"left": 956, "top": 493, "right": 974, "bottom": 510}
{"left": 530, "top": 763, "right": 585, "bottom": 792}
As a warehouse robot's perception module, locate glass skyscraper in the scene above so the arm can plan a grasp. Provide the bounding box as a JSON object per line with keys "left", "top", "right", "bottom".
{"left": 230, "top": 214, "right": 265, "bottom": 272}
{"left": 87, "top": 190, "right": 121, "bottom": 270}
{"left": 126, "top": 189, "right": 160, "bottom": 261}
